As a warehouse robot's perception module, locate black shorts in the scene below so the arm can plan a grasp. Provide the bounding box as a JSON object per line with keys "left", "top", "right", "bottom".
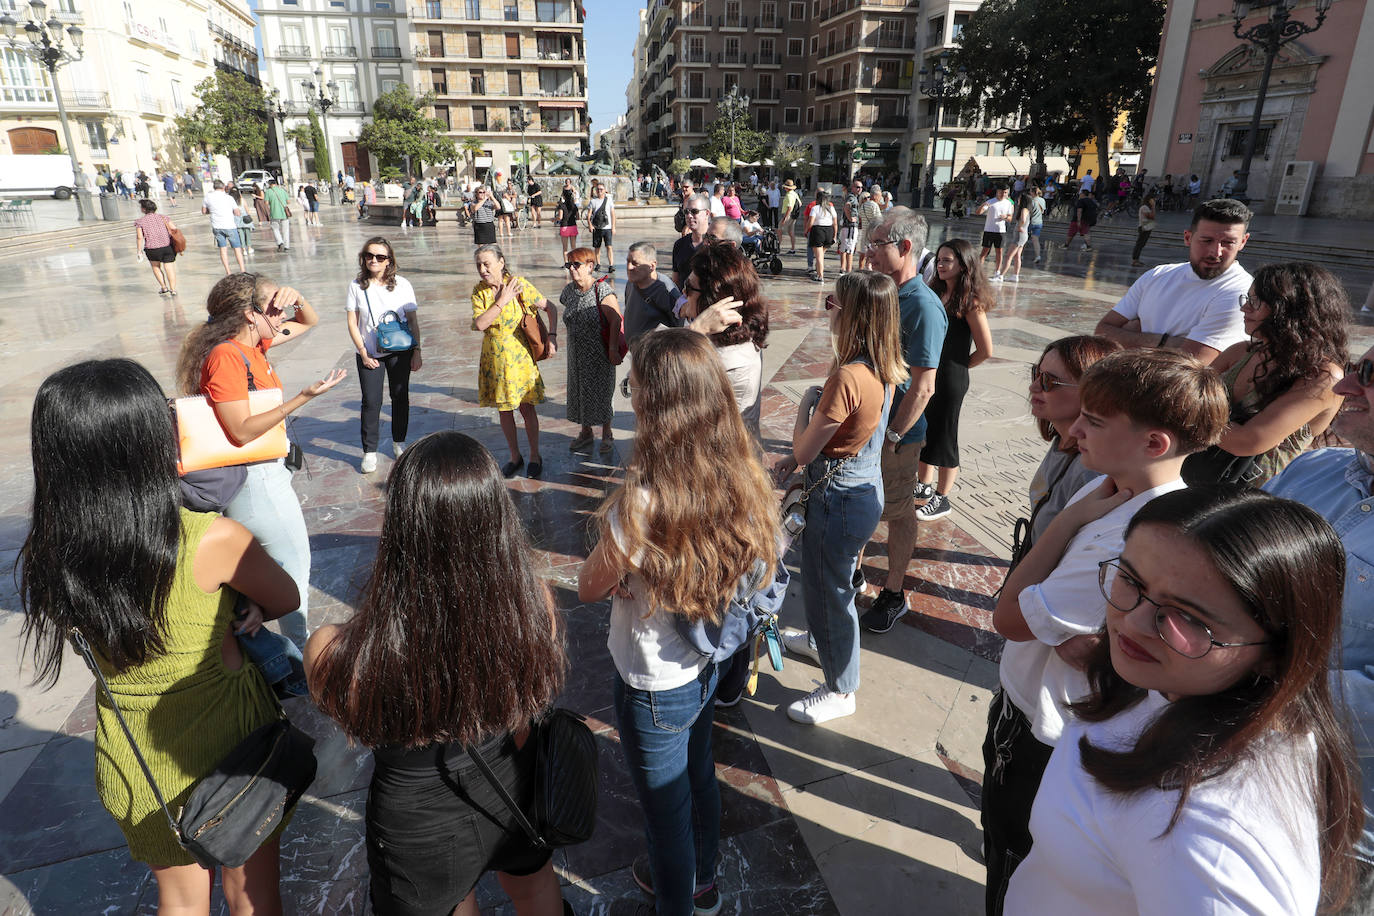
{"left": 981, "top": 231, "right": 1005, "bottom": 249}
{"left": 592, "top": 226, "right": 613, "bottom": 248}
{"left": 145, "top": 245, "right": 177, "bottom": 263}
{"left": 808, "top": 225, "right": 834, "bottom": 249}
{"left": 473, "top": 221, "right": 496, "bottom": 245}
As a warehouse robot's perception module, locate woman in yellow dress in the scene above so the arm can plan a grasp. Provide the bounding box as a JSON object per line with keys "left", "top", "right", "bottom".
{"left": 472, "top": 242, "right": 559, "bottom": 479}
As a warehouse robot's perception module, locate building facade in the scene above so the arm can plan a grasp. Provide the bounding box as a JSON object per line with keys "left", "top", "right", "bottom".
{"left": 1140, "top": 0, "right": 1374, "bottom": 217}
{"left": 256, "top": 0, "right": 412, "bottom": 182}
{"left": 411, "top": 0, "right": 587, "bottom": 181}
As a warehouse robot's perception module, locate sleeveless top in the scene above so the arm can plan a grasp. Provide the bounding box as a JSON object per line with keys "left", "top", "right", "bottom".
{"left": 92, "top": 508, "right": 283, "bottom": 865}
{"left": 1222, "top": 348, "right": 1315, "bottom": 485}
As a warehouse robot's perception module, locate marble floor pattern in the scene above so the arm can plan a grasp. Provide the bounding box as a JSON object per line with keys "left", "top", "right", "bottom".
{"left": 1, "top": 204, "right": 1371, "bottom": 916}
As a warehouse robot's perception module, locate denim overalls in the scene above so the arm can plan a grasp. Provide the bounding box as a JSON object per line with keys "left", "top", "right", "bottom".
{"left": 799, "top": 369, "right": 891, "bottom": 694}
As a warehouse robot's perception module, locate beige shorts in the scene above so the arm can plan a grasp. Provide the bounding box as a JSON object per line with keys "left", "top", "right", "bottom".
{"left": 881, "top": 440, "right": 924, "bottom": 522}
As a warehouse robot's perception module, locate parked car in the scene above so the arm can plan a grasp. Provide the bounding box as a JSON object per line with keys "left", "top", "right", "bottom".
{"left": 235, "top": 169, "right": 274, "bottom": 190}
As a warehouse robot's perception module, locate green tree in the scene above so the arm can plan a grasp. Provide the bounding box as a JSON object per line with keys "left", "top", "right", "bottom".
{"left": 533, "top": 142, "right": 556, "bottom": 172}
{"left": 172, "top": 109, "right": 214, "bottom": 166}
{"left": 692, "top": 104, "right": 770, "bottom": 165}
{"left": 769, "top": 135, "right": 814, "bottom": 179}
{"left": 308, "top": 111, "right": 330, "bottom": 178}
{"left": 179, "top": 71, "right": 271, "bottom": 167}
{"left": 668, "top": 157, "right": 691, "bottom": 179}
{"left": 358, "top": 85, "right": 457, "bottom": 176}
{"left": 460, "top": 136, "right": 486, "bottom": 174}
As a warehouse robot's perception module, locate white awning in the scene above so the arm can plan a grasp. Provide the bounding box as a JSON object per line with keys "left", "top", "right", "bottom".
{"left": 1006, "top": 155, "right": 1034, "bottom": 175}
{"left": 970, "top": 155, "right": 1016, "bottom": 177}
{"left": 689, "top": 157, "right": 715, "bottom": 168}
{"left": 1115, "top": 153, "right": 1141, "bottom": 167}
{"left": 1042, "top": 156, "right": 1073, "bottom": 178}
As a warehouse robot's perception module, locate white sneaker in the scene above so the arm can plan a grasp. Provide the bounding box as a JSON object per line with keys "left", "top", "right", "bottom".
{"left": 780, "top": 628, "right": 821, "bottom": 664}
{"left": 1007, "top": 274, "right": 1019, "bottom": 282}
{"left": 361, "top": 452, "right": 378, "bottom": 473}
{"left": 787, "top": 685, "right": 856, "bottom": 725}
{"left": 392, "top": 441, "right": 406, "bottom": 458}
{"left": 990, "top": 273, "right": 1003, "bottom": 282}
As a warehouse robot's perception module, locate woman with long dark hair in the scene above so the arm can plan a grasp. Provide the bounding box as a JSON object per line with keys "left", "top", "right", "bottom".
{"left": 556, "top": 186, "right": 580, "bottom": 257}
{"left": 803, "top": 188, "right": 837, "bottom": 284}
{"left": 913, "top": 238, "right": 996, "bottom": 521}
{"left": 306, "top": 431, "right": 568, "bottom": 916}
{"left": 1006, "top": 486, "right": 1363, "bottom": 914}
{"left": 1002, "top": 192, "right": 1031, "bottom": 282}
{"left": 346, "top": 236, "right": 422, "bottom": 474}
{"left": 1183, "top": 261, "right": 1347, "bottom": 487}
{"left": 20, "top": 359, "right": 302, "bottom": 914}
{"left": 680, "top": 241, "right": 769, "bottom": 438}
{"left": 176, "top": 274, "right": 346, "bottom": 653}
{"left": 579, "top": 329, "right": 779, "bottom": 916}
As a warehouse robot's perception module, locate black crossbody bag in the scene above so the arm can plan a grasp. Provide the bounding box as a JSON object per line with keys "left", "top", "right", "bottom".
{"left": 69, "top": 627, "right": 318, "bottom": 868}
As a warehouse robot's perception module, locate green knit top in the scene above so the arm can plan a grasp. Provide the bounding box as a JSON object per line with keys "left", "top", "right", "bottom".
{"left": 92, "top": 508, "right": 285, "bottom": 866}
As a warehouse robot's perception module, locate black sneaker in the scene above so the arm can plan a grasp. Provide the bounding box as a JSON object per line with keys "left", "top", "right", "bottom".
{"left": 917, "top": 493, "right": 952, "bottom": 520}
{"left": 632, "top": 854, "right": 723, "bottom": 916}
{"left": 912, "top": 481, "right": 935, "bottom": 502}
{"left": 861, "top": 588, "right": 908, "bottom": 633}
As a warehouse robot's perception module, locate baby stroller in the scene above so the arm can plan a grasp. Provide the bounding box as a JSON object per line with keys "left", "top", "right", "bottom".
{"left": 745, "top": 227, "right": 784, "bottom": 276}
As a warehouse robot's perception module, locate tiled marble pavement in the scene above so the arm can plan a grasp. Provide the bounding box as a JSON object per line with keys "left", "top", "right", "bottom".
{"left": 1, "top": 206, "right": 1371, "bottom": 915}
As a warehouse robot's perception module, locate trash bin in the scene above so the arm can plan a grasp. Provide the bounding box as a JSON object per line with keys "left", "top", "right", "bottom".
{"left": 99, "top": 192, "right": 121, "bottom": 221}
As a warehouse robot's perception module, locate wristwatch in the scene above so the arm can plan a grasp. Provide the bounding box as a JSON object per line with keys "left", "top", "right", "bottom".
{"left": 886, "top": 428, "right": 904, "bottom": 443}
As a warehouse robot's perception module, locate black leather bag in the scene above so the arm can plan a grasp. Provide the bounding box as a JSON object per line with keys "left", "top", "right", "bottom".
{"left": 69, "top": 627, "right": 318, "bottom": 868}
{"left": 466, "top": 707, "right": 598, "bottom": 848}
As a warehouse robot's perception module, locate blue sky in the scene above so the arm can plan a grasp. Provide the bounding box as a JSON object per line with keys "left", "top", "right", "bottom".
{"left": 584, "top": 0, "right": 641, "bottom": 136}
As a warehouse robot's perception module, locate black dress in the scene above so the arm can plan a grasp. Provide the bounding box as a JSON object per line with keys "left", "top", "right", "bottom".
{"left": 919, "top": 306, "right": 973, "bottom": 468}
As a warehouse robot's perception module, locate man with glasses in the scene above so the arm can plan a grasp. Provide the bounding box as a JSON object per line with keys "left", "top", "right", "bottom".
{"left": 673, "top": 181, "right": 695, "bottom": 236}
{"left": 1093, "top": 199, "right": 1253, "bottom": 366}
{"left": 1265, "top": 349, "right": 1374, "bottom": 911}
{"left": 671, "top": 193, "right": 712, "bottom": 289}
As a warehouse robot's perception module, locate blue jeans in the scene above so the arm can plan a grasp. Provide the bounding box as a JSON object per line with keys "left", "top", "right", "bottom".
{"left": 800, "top": 456, "right": 883, "bottom": 693}
{"left": 224, "top": 460, "right": 310, "bottom": 651}
{"left": 613, "top": 663, "right": 721, "bottom": 916}
{"left": 234, "top": 594, "right": 308, "bottom": 697}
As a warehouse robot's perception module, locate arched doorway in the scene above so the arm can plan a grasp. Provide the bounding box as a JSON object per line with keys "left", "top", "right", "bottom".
{"left": 340, "top": 141, "right": 371, "bottom": 182}
{"left": 8, "top": 127, "right": 59, "bottom": 155}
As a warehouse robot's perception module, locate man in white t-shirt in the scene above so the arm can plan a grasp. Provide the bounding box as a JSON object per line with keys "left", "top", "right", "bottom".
{"left": 1094, "top": 198, "right": 1253, "bottom": 365}
{"left": 1078, "top": 169, "right": 1095, "bottom": 195}
{"left": 975, "top": 186, "right": 1015, "bottom": 280}
{"left": 201, "top": 179, "right": 245, "bottom": 275}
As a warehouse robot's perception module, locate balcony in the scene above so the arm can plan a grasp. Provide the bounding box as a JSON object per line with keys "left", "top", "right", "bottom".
{"left": 371, "top": 45, "right": 403, "bottom": 58}
{"left": 720, "top": 13, "right": 747, "bottom": 28}
{"left": 755, "top": 52, "right": 783, "bottom": 66}
{"left": 753, "top": 88, "right": 780, "bottom": 100}
{"left": 682, "top": 50, "right": 709, "bottom": 64}
{"left": 680, "top": 11, "right": 707, "bottom": 27}
{"left": 719, "top": 50, "right": 746, "bottom": 65}
{"left": 324, "top": 45, "right": 357, "bottom": 58}
{"left": 138, "top": 94, "right": 168, "bottom": 115}
{"left": 819, "top": 0, "right": 920, "bottom": 22}
{"left": 277, "top": 44, "right": 312, "bottom": 58}
{"left": 859, "top": 72, "right": 912, "bottom": 91}
{"left": 858, "top": 112, "right": 908, "bottom": 130}
{"left": 61, "top": 90, "right": 110, "bottom": 109}
{"left": 332, "top": 100, "right": 366, "bottom": 115}
{"left": 757, "top": 14, "right": 782, "bottom": 29}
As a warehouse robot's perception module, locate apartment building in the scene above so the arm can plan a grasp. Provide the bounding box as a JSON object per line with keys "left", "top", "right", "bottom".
{"left": 257, "top": 0, "right": 411, "bottom": 181}
{"left": 412, "top": 0, "right": 587, "bottom": 180}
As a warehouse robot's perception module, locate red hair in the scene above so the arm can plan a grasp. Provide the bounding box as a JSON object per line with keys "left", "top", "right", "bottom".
{"left": 688, "top": 241, "right": 768, "bottom": 349}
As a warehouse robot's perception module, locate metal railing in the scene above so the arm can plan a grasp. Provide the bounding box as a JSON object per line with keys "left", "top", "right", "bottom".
{"left": 819, "top": 0, "right": 920, "bottom": 22}
{"left": 371, "top": 46, "right": 403, "bottom": 58}
{"left": 324, "top": 45, "right": 357, "bottom": 57}
{"left": 61, "top": 90, "right": 110, "bottom": 108}
{"left": 276, "top": 44, "right": 311, "bottom": 57}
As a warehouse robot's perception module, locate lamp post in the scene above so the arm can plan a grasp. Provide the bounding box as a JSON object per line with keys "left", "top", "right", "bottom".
{"left": 302, "top": 68, "right": 338, "bottom": 204}
{"left": 1229, "top": 0, "right": 1330, "bottom": 204}
{"left": 1, "top": 0, "right": 94, "bottom": 220}
{"left": 512, "top": 105, "right": 531, "bottom": 186}
{"left": 269, "top": 88, "right": 291, "bottom": 185}
{"left": 718, "top": 85, "right": 751, "bottom": 177}
{"left": 918, "top": 52, "right": 966, "bottom": 210}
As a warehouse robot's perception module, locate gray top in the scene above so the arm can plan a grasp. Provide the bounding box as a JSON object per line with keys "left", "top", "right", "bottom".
{"left": 623, "top": 277, "right": 682, "bottom": 343}
{"left": 1028, "top": 442, "right": 1100, "bottom": 545}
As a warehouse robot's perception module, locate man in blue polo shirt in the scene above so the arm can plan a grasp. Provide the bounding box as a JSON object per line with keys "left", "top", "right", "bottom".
{"left": 858, "top": 207, "right": 948, "bottom": 632}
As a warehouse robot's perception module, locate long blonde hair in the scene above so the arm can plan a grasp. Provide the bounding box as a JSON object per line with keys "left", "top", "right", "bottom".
{"left": 830, "top": 270, "right": 908, "bottom": 387}
{"left": 595, "top": 329, "right": 779, "bottom": 623}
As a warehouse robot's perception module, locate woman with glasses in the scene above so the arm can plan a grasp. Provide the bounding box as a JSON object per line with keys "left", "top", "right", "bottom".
{"left": 773, "top": 271, "right": 906, "bottom": 726}
{"left": 468, "top": 185, "right": 499, "bottom": 245}
{"left": 1182, "top": 261, "right": 1347, "bottom": 487}
{"left": 560, "top": 248, "right": 618, "bottom": 455}
{"left": 346, "top": 237, "right": 421, "bottom": 474}
{"left": 579, "top": 329, "right": 779, "bottom": 916}
{"left": 913, "top": 239, "right": 996, "bottom": 522}
{"left": 1006, "top": 486, "right": 1363, "bottom": 915}
{"left": 804, "top": 188, "right": 838, "bottom": 284}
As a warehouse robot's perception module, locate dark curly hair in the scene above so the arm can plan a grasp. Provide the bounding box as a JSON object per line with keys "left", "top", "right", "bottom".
{"left": 1246, "top": 261, "right": 1348, "bottom": 413}
{"left": 687, "top": 240, "right": 769, "bottom": 350}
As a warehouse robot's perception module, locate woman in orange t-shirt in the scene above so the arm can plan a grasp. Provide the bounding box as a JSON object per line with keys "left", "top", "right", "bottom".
{"left": 176, "top": 273, "right": 345, "bottom": 653}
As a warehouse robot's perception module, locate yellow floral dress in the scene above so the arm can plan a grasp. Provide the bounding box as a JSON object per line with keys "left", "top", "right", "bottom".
{"left": 472, "top": 276, "right": 547, "bottom": 410}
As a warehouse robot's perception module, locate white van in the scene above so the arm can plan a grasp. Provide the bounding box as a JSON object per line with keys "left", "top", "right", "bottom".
{"left": 0, "top": 154, "right": 77, "bottom": 198}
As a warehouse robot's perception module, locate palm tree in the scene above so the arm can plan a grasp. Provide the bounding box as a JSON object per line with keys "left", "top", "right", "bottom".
{"left": 460, "top": 136, "right": 485, "bottom": 178}
{"left": 533, "top": 142, "right": 556, "bottom": 173}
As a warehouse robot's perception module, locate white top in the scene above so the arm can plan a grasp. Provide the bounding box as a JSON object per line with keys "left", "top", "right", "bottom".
{"left": 741, "top": 218, "right": 763, "bottom": 237}
{"left": 605, "top": 497, "right": 711, "bottom": 692}
{"left": 767, "top": 186, "right": 781, "bottom": 207}
{"left": 1007, "top": 692, "right": 1320, "bottom": 916}
{"left": 1111, "top": 261, "right": 1252, "bottom": 353}
{"left": 982, "top": 197, "right": 1015, "bottom": 233}
{"left": 811, "top": 203, "right": 836, "bottom": 227}
{"left": 346, "top": 275, "right": 418, "bottom": 358}
{"left": 1079, "top": 173, "right": 1096, "bottom": 191}
{"left": 709, "top": 195, "right": 727, "bottom": 218}
{"left": 202, "top": 190, "right": 240, "bottom": 231}
{"left": 999, "top": 477, "right": 1187, "bottom": 745}
{"left": 716, "top": 340, "right": 762, "bottom": 438}
{"left": 588, "top": 195, "right": 614, "bottom": 224}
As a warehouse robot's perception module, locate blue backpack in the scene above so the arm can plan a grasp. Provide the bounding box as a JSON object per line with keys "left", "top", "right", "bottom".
{"left": 675, "top": 558, "right": 788, "bottom": 673}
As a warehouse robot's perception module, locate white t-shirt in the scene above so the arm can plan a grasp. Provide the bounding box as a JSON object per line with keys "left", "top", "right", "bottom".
{"left": 588, "top": 195, "right": 614, "bottom": 226}
{"left": 1007, "top": 692, "right": 1320, "bottom": 916}
{"left": 709, "top": 194, "right": 727, "bottom": 218}
{"left": 1111, "top": 261, "right": 1252, "bottom": 353}
{"left": 999, "top": 477, "right": 1187, "bottom": 745}
{"left": 346, "top": 275, "right": 418, "bottom": 358}
{"left": 1079, "top": 173, "right": 1096, "bottom": 192}
{"left": 810, "top": 203, "right": 836, "bottom": 227}
{"left": 982, "top": 197, "right": 1014, "bottom": 233}
{"left": 716, "top": 341, "right": 762, "bottom": 438}
{"left": 740, "top": 218, "right": 762, "bottom": 237}
{"left": 605, "top": 498, "right": 711, "bottom": 692}
{"left": 202, "top": 190, "right": 240, "bottom": 231}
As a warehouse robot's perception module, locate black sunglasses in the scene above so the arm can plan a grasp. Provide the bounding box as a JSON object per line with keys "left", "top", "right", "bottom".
{"left": 1347, "top": 358, "right": 1374, "bottom": 388}
{"left": 364, "top": 252, "right": 390, "bottom": 262}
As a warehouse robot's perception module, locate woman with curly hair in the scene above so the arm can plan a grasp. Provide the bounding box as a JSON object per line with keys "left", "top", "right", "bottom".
{"left": 579, "top": 329, "right": 779, "bottom": 916}
{"left": 681, "top": 241, "right": 769, "bottom": 438}
{"left": 1182, "top": 261, "right": 1347, "bottom": 486}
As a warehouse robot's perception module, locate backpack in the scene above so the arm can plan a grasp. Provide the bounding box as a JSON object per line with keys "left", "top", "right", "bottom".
{"left": 591, "top": 198, "right": 609, "bottom": 228}
{"left": 673, "top": 203, "right": 687, "bottom": 233}
{"left": 674, "top": 557, "right": 789, "bottom": 667}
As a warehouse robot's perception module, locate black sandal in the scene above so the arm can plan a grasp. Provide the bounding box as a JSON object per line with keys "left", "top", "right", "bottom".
{"left": 501, "top": 456, "right": 524, "bottom": 478}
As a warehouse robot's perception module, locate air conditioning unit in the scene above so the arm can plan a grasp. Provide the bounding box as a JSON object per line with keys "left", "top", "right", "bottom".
{"left": 1274, "top": 160, "right": 1316, "bottom": 216}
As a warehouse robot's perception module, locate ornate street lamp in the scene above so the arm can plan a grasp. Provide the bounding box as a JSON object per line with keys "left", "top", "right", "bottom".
{"left": 302, "top": 67, "right": 338, "bottom": 204}
{"left": 513, "top": 105, "right": 531, "bottom": 185}
{"left": 1, "top": 0, "right": 95, "bottom": 220}
{"left": 918, "top": 52, "right": 966, "bottom": 209}
{"left": 269, "top": 88, "right": 291, "bottom": 184}
{"left": 718, "top": 85, "right": 751, "bottom": 176}
{"left": 1228, "top": 0, "right": 1331, "bottom": 203}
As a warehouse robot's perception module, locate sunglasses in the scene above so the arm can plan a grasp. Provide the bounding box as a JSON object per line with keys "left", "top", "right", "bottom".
{"left": 1346, "top": 358, "right": 1374, "bottom": 388}
{"left": 824, "top": 293, "right": 839, "bottom": 311}
{"left": 620, "top": 376, "right": 637, "bottom": 398}
{"left": 564, "top": 261, "right": 588, "bottom": 270}
{"left": 1029, "top": 363, "right": 1078, "bottom": 392}
{"left": 364, "top": 252, "right": 390, "bottom": 262}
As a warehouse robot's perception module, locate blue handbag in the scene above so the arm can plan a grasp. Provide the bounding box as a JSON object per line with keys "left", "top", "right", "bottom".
{"left": 364, "top": 288, "right": 414, "bottom": 352}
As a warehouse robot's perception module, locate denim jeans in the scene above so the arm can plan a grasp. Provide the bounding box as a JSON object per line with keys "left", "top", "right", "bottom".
{"left": 234, "top": 594, "right": 308, "bottom": 697}
{"left": 224, "top": 459, "right": 310, "bottom": 650}
{"left": 613, "top": 662, "right": 721, "bottom": 916}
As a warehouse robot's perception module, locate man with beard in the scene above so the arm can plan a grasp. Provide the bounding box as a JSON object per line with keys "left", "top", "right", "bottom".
{"left": 1264, "top": 350, "right": 1374, "bottom": 912}
{"left": 1093, "top": 199, "right": 1253, "bottom": 366}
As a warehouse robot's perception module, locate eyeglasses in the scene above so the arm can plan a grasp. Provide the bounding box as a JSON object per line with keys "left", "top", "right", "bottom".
{"left": 364, "top": 252, "right": 390, "bottom": 262}
{"left": 1238, "top": 292, "right": 1264, "bottom": 312}
{"left": 1029, "top": 363, "right": 1078, "bottom": 392}
{"left": 684, "top": 281, "right": 702, "bottom": 295}
{"left": 620, "top": 377, "right": 637, "bottom": 398}
{"left": 865, "top": 238, "right": 897, "bottom": 252}
{"left": 1345, "top": 358, "right": 1374, "bottom": 388}
{"left": 1098, "top": 559, "right": 1270, "bottom": 659}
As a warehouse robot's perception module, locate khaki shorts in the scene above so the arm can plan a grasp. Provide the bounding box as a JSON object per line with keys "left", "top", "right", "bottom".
{"left": 881, "top": 440, "right": 924, "bottom": 522}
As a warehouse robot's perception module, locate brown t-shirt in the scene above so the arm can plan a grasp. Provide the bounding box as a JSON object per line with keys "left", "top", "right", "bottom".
{"left": 816, "top": 362, "right": 885, "bottom": 457}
